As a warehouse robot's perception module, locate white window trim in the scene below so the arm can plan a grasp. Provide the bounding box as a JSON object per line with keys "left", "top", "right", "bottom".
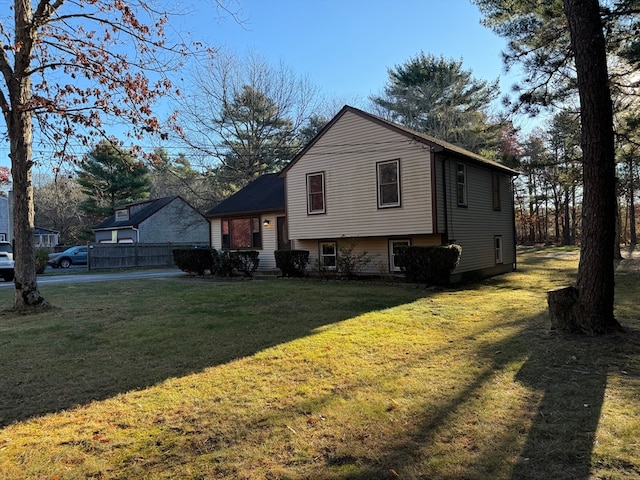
{"left": 389, "top": 239, "right": 411, "bottom": 272}
{"left": 306, "top": 172, "right": 326, "bottom": 214}
{"left": 115, "top": 209, "right": 129, "bottom": 221}
{"left": 495, "top": 236, "right": 503, "bottom": 264}
{"left": 319, "top": 241, "right": 337, "bottom": 270}
{"left": 377, "top": 159, "right": 401, "bottom": 208}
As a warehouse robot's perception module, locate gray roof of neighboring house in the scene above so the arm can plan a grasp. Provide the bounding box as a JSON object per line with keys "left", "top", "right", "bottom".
{"left": 281, "top": 105, "right": 519, "bottom": 176}
{"left": 205, "top": 173, "right": 285, "bottom": 217}
{"left": 93, "top": 196, "right": 179, "bottom": 231}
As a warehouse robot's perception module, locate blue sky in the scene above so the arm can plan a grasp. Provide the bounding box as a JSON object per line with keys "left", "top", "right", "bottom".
{"left": 4, "top": 0, "right": 537, "bottom": 172}
{"left": 186, "top": 0, "right": 522, "bottom": 106}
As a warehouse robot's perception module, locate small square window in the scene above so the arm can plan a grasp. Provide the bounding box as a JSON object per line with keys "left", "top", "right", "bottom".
{"left": 115, "top": 209, "right": 129, "bottom": 221}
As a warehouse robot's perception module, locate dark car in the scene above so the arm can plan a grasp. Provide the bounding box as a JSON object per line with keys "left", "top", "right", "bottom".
{"left": 0, "top": 241, "right": 14, "bottom": 281}
{"left": 48, "top": 246, "right": 88, "bottom": 269}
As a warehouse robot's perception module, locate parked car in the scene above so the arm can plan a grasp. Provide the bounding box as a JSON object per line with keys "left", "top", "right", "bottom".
{"left": 48, "top": 246, "right": 88, "bottom": 269}
{"left": 0, "top": 241, "right": 14, "bottom": 281}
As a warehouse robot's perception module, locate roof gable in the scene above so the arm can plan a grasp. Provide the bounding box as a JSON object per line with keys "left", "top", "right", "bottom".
{"left": 94, "top": 196, "right": 182, "bottom": 230}
{"left": 281, "top": 105, "right": 518, "bottom": 176}
{"left": 206, "top": 173, "right": 285, "bottom": 217}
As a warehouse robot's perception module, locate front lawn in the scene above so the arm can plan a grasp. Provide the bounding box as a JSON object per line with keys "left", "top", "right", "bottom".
{"left": 0, "top": 248, "right": 638, "bottom": 479}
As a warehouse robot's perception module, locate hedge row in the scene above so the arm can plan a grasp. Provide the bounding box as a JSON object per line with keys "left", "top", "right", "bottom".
{"left": 172, "top": 248, "right": 260, "bottom": 278}
{"left": 174, "top": 244, "right": 461, "bottom": 284}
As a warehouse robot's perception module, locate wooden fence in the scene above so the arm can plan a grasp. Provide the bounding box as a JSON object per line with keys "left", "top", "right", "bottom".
{"left": 88, "top": 242, "right": 208, "bottom": 270}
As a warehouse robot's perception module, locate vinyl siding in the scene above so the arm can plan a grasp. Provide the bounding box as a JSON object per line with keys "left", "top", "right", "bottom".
{"left": 293, "top": 235, "right": 441, "bottom": 275}
{"left": 286, "top": 110, "right": 434, "bottom": 240}
{"left": 437, "top": 158, "right": 516, "bottom": 275}
{"left": 208, "top": 211, "right": 284, "bottom": 270}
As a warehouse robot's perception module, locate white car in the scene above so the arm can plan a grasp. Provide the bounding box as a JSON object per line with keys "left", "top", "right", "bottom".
{"left": 0, "top": 241, "right": 14, "bottom": 282}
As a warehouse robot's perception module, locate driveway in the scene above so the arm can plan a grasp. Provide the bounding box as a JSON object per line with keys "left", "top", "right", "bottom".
{"left": 0, "top": 269, "right": 185, "bottom": 289}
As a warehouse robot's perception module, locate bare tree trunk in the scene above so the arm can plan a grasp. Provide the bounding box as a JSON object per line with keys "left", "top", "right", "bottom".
{"left": 9, "top": 0, "right": 48, "bottom": 308}
{"left": 556, "top": 0, "right": 621, "bottom": 334}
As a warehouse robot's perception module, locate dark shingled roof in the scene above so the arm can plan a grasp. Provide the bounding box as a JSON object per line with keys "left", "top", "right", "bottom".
{"left": 206, "top": 173, "right": 285, "bottom": 217}
{"left": 94, "top": 196, "right": 178, "bottom": 230}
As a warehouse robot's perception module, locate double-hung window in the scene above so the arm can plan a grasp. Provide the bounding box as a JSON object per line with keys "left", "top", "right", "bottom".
{"left": 222, "top": 217, "right": 262, "bottom": 249}
{"left": 456, "top": 163, "right": 467, "bottom": 206}
{"left": 389, "top": 239, "right": 410, "bottom": 272}
{"left": 307, "top": 172, "right": 325, "bottom": 214}
{"left": 319, "top": 242, "right": 337, "bottom": 269}
{"left": 495, "top": 236, "right": 503, "bottom": 264}
{"left": 377, "top": 159, "right": 400, "bottom": 208}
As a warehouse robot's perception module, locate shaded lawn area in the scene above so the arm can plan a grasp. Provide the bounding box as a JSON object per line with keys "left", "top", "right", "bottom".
{"left": 0, "top": 248, "right": 638, "bottom": 479}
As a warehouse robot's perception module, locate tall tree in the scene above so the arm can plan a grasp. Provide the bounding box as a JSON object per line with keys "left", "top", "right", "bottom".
{"left": 562, "top": 0, "right": 622, "bottom": 333}
{"left": 0, "top": 1, "right": 225, "bottom": 308}
{"left": 177, "top": 51, "right": 321, "bottom": 194}
{"left": 475, "top": 0, "right": 626, "bottom": 333}
{"left": 370, "top": 52, "right": 503, "bottom": 153}
{"left": 34, "top": 174, "right": 88, "bottom": 244}
{"left": 215, "top": 85, "right": 296, "bottom": 190}
{"left": 149, "top": 148, "right": 213, "bottom": 213}
{"left": 76, "top": 142, "right": 151, "bottom": 222}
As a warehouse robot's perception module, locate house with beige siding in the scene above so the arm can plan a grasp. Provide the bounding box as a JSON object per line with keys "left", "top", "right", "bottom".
{"left": 205, "top": 106, "right": 518, "bottom": 281}
{"left": 206, "top": 174, "right": 289, "bottom": 270}
{"left": 281, "top": 105, "right": 518, "bottom": 281}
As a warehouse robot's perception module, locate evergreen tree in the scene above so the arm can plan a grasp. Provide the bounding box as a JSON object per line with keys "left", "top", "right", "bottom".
{"left": 214, "top": 86, "right": 297, "bottom": 191}
{"left": 76, "top": 142, "right": 151, "bottom": 222}
{"left": 371, "top": 52, "right": 502, "bottom": 153}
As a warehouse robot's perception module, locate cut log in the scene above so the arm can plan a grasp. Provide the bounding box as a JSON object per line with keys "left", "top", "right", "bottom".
{"left": 547, "top": 286, "right": 580, "bottom": 332}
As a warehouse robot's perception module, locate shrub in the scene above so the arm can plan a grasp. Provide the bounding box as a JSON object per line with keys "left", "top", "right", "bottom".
{"left": 172, "top": 248, "right": 217, "bottom": 276}
{"left": 231, "top": 251, "right": 260, "bottom": 278}
{"left": 398, "top": 244, "right": 462, "bottom": 285}
{"left": 216, "top": 249, "right": 240, "bottom": 277}
{"left": 337, "top": 243, "right": 372, "bottom": 279}
{"left": 274, "top": 250, "right": 309, "bottom": 277}
{"left": 35, "top": 247, "right": 50, "bottom": 274}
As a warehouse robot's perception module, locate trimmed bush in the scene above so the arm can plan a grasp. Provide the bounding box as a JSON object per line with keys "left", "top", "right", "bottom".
{"left": 275, "top": 250, "right": 309, "bottom": 277}
{"left": 231, "top": 251, "right": 260, "bottom": 278}
{"left": 398, "top": 244, "right": 462, "bottom": 285}
{"left": 173, "top": 248, "right": 217, "bottom": 276}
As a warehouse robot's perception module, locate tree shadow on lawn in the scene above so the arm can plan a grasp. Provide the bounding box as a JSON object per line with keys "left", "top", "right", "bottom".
{"left": 324, "top": 316, "right": 636, "bottom": 480}
{"left": 0, "top": 280, "right": 428, "bottom": 427}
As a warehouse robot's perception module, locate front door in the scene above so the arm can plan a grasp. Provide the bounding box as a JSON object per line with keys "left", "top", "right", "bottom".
{"left": 277, "top": 216, "right": 291, "bottom": 251}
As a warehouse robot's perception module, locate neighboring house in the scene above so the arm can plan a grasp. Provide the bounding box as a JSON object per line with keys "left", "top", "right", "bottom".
{"left": 206, "top": 173, "right": 289, "bottom": 270}
{"left": 94, "top": 196, "right": 209, "bottom": 244}
{"left": 205, "top": 106, "right": 518, "bottom": 281}
{"left": 34, "top": 227, "right": 59, "bottom": 247}
{"left": 2, "top": 195, "right": 59, "bottom": 246}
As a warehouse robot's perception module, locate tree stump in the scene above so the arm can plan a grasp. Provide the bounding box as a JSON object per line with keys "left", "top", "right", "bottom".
{"left": 547, "top": 286, "right": 580, "bottom": 332}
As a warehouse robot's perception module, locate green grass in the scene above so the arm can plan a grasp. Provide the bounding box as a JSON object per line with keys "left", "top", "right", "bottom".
{"left": 0, "top": 249, "right": 638, "bottom": 479}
